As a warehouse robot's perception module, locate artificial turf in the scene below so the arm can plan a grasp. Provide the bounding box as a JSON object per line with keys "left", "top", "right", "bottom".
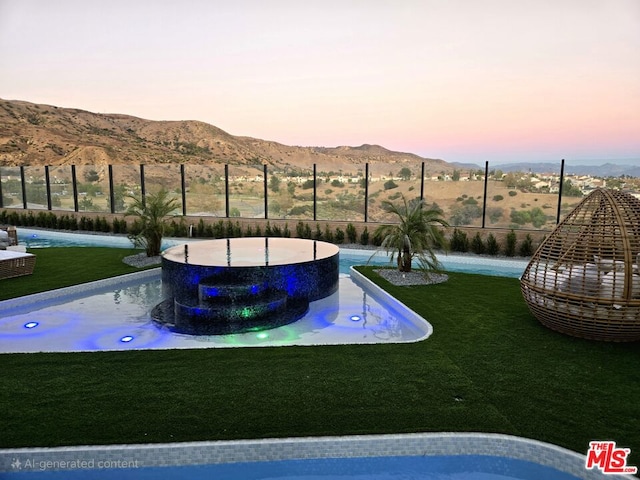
{"left": 0, "top": 253, "right": 638, "bottom": 466}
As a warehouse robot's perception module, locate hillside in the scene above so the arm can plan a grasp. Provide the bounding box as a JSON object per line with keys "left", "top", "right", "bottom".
{"left": 0, "top": 98, "right": 451, "bottom": 175}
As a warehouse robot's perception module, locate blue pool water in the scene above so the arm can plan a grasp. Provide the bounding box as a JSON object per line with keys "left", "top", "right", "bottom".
{"left": 18, "top": 228, "right": 527, "bottom": 278}
{"left": 2, "top": 454, "right": 581, "bottom": 479}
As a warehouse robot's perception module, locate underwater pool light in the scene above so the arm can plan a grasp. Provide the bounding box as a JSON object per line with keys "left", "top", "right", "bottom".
{"left": 120, "top": 335, "right": 134, "bottom": 343}
{"left": 24, "top": 322, "right": 39, "bottom": 329}
{"left": 256, "top": 332, "right": 269, "bottom": 339}
{"left": 349, "top": 315, "right": 361, "bottom": 322}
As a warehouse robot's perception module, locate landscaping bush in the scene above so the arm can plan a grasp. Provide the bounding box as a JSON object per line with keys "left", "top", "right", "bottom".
{"left": 504, "top": 230, "right": 517, "bottom": 257}
{"left": 359, "top": 226, "right": 370, "bottom": 245}
{"left": 519, "top": 233, "right": 535, "bottom": 256}
{"left": 346, "top": 223, "right": 357, "bottom": 243}
{"left": 450, "top": 228, "right": 469, "bottom": 252}
{"left": 486, "top": 233, "right": 500, "bottom": 256}
{"left": 471, "top": 232, "right": 485, "bottom": 254}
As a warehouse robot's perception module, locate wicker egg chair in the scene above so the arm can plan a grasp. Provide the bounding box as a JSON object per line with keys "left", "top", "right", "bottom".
{"left": 520, "top": 188, "right": 640, "bottom": 341}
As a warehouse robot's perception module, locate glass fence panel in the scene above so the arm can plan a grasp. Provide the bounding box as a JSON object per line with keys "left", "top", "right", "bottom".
{"left": 0, "top": 166, "right": 24, "bottom": 209}
{"left": 419, "top": 172, "right": 481, "bottom": 228}
{"left": 111, "top": 164, "right": 140, "bottom": 213}
{"left": 75, "top": 165, "right": 109, "bottom": 212}
{"left": 23, "top": 165, "right": 47, "bottom": 209}
{"left": 228, "top": 164, "right": 264, "bottom": 218}
{"left": 266, "top": 166, "right": 308, "bottom": 220}
{"left": 282, "top": 167, "right": 314, "bottom": 220}
{"left": 442, "top": 167, "right": 485, "bottom": 228}
{"left": 49, "top": 165, "right": 75, "bottom": 211}
{"left": 184, "top": 164, "right": 225, "bottom": 216}
{"left": 143, "top": 164, "right": 182, "bottom": 214}
{"left": 315, "top": 163, "right": 364, "bottom": 222}
{"left": 367, "top": 161, "right": 423, "bottom": 223}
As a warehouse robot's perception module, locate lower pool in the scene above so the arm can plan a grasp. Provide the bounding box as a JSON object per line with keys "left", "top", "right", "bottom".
{"left": 1, "top": 454, "right": 581, "bottom": 479}
{"left": 1, "top": 432, "right": 600, "bottom": 479}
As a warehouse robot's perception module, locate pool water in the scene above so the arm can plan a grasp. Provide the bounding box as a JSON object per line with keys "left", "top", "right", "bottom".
{"left": 1, "top": 454, "right": 581, "bottom": 479}
{"left": 18, "top": 228, "right": 527, "bottom": 279}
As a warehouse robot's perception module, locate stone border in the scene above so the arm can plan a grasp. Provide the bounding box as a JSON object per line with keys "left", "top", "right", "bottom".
{"left": 0, "top": 433, "right": 633, "bottom": 479}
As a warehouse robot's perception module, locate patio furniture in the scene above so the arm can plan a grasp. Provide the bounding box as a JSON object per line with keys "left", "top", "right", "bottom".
{"left": 0, "top": 226, "right": 18, "bottom": 247}
{"left": 0, "top": 250, "right": 36, "bottom": 280}
{"left": 520, "top": 188, "right": 640, "bottom": 342}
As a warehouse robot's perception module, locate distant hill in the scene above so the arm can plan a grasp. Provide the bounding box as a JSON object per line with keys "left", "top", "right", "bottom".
{"left": 0, "top": 98, "right": 452, "bottom": 175}
{"left": 492, "top": 162, "right": 640, "bottom": 177}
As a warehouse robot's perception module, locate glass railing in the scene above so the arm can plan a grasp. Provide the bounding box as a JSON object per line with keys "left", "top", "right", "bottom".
{"left": 1, "top": 160, "right": 630, "bottom": 232}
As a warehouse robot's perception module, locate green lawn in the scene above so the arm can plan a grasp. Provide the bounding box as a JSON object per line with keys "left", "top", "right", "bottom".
{"left": 0, "top": 249, "right": 638, "bottom": 466}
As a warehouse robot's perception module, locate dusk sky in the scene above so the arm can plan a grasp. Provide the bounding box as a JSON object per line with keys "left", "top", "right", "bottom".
{"left": 1, "top": 0, "right": 639, "bottom": 166}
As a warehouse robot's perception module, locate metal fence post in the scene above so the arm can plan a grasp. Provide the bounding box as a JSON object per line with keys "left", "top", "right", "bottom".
{"left": 20, "top": 166, "right": 27, "bottom": 209}
{"left": 313, "top": 163, "right": 317, "bottom": 221}
{"left": 263, "top": 164, "right": 268, "bottom": 219}
{"left": 481, "top": 161, "right": 489, "bottom": 228}
{"left": 45, "top": 165, "right": 52, "bottom": 210}
{"left": 71, "top": 165, "right": 79, "bottom": 212}
{"left": 420, "top": 161, "right": 425, "bottom": 202}
{"left": 139, "top": 164, "right": 146, "bottom": 209}
{"left": 108, "top": 165, "right": 115, "bottom": 214}
{"left": 224, "top": 164, "right": 230, "bottom": 218}
{"left": 364, "top": 163, "right": 369, "bottom": 222}
{"left": 556, "top": 159, "right": 565, "bottom": 224}
{"left": 180, "top": 164, "right": 186, "bottom": 216}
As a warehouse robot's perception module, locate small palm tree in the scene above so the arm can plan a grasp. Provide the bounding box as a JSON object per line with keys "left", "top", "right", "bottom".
{"left": 125, "top": 189, "right": 179, "bottom": 257}
{"left": 373, "top": 195, "right": 449, "bottom": 274}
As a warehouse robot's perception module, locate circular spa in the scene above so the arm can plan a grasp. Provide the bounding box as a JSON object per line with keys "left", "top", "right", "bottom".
{"left": 152, "top": 237, "right": 340, "bottom": 335}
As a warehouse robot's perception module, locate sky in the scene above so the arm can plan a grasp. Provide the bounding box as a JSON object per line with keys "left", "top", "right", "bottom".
{"left": 1, "top": 0, "right": 639, "bottom": 166}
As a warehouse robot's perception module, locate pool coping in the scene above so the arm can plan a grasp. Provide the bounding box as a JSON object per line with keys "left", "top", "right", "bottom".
{"left": 0, "top": 432, "right": 634, "bottom": 479}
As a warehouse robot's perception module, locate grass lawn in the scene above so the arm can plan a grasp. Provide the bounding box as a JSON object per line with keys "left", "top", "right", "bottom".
{"left": 0, "top": 249, "right": 639, "bottom": 466}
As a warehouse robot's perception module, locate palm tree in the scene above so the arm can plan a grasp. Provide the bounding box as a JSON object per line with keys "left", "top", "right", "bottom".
{"left": 372, "top": 195, "right": 449, "bottom": 274}
{"left": 125, "top": 189, "right": 179, "bottom": 257}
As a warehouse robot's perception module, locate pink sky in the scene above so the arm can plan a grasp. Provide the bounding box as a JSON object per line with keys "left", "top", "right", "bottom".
{"left": 1, "top": 0, "right": 639, "bottom": 166}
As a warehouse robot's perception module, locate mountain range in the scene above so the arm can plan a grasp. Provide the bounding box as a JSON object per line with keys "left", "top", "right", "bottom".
{"left": 0, "top": 98, "right": 450, "bottom": 175}
{"left": 0, "top": 98, "right": 637, "bottom": 177}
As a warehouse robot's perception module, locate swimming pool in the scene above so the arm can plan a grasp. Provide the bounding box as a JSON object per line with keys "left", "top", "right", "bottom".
{"left": 18, "top": 228, "right": 528, "bottom": 278}
{"left": 0, "top": 455, "right": 580, "bottom": 479}
{"left": 0, "top": 433, "right": 604, "bottom": 479}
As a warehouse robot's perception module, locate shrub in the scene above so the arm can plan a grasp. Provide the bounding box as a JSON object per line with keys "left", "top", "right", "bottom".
{"left": 313, "top": 224, "right": 323, "bottom": 240}
{"left": 383, "top": 180, "right": 398, "bottom": 190}
{"left": 504, "top": 230, "right": 517, "bottom": 257}
{"left": 346, "top": 223, "right": 357, "bottom": 243}
{"left": 450, "top": 228, "right": 469, "bottom": 252}
{"left": 519, "top": 234, "right": 535, "bottom": 256}
{"left": 486, "top": 233, "right": 500, "bottom": 255}
{"left": 508, "top": 190, "right": 517, "bottom": 197}
{"left": 323, "top": 224, "right": 334, "bottom": 242}
{"left": 471, "top": 232, "right": 485, "bottom": 254}
{"left": 334, "top": 227, "right": 345, "bottom": 244}
{"left": 289, "top": 205, "right": 312, "bottom": 216}
{"left": 359, "top": 227, "right": 370, "bottom": 245}
{"left": 492, "top": 195, "right": 504, "bottom": 201}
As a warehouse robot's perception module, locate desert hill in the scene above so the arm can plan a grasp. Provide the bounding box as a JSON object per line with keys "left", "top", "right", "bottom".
{"left": 0, "top": 98, "right": 451, "bottom": 175}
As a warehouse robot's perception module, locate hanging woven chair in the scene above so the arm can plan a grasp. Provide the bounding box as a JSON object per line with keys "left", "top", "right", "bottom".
{"left": 520, "top": 188, "right": 640, "bottom": 342}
